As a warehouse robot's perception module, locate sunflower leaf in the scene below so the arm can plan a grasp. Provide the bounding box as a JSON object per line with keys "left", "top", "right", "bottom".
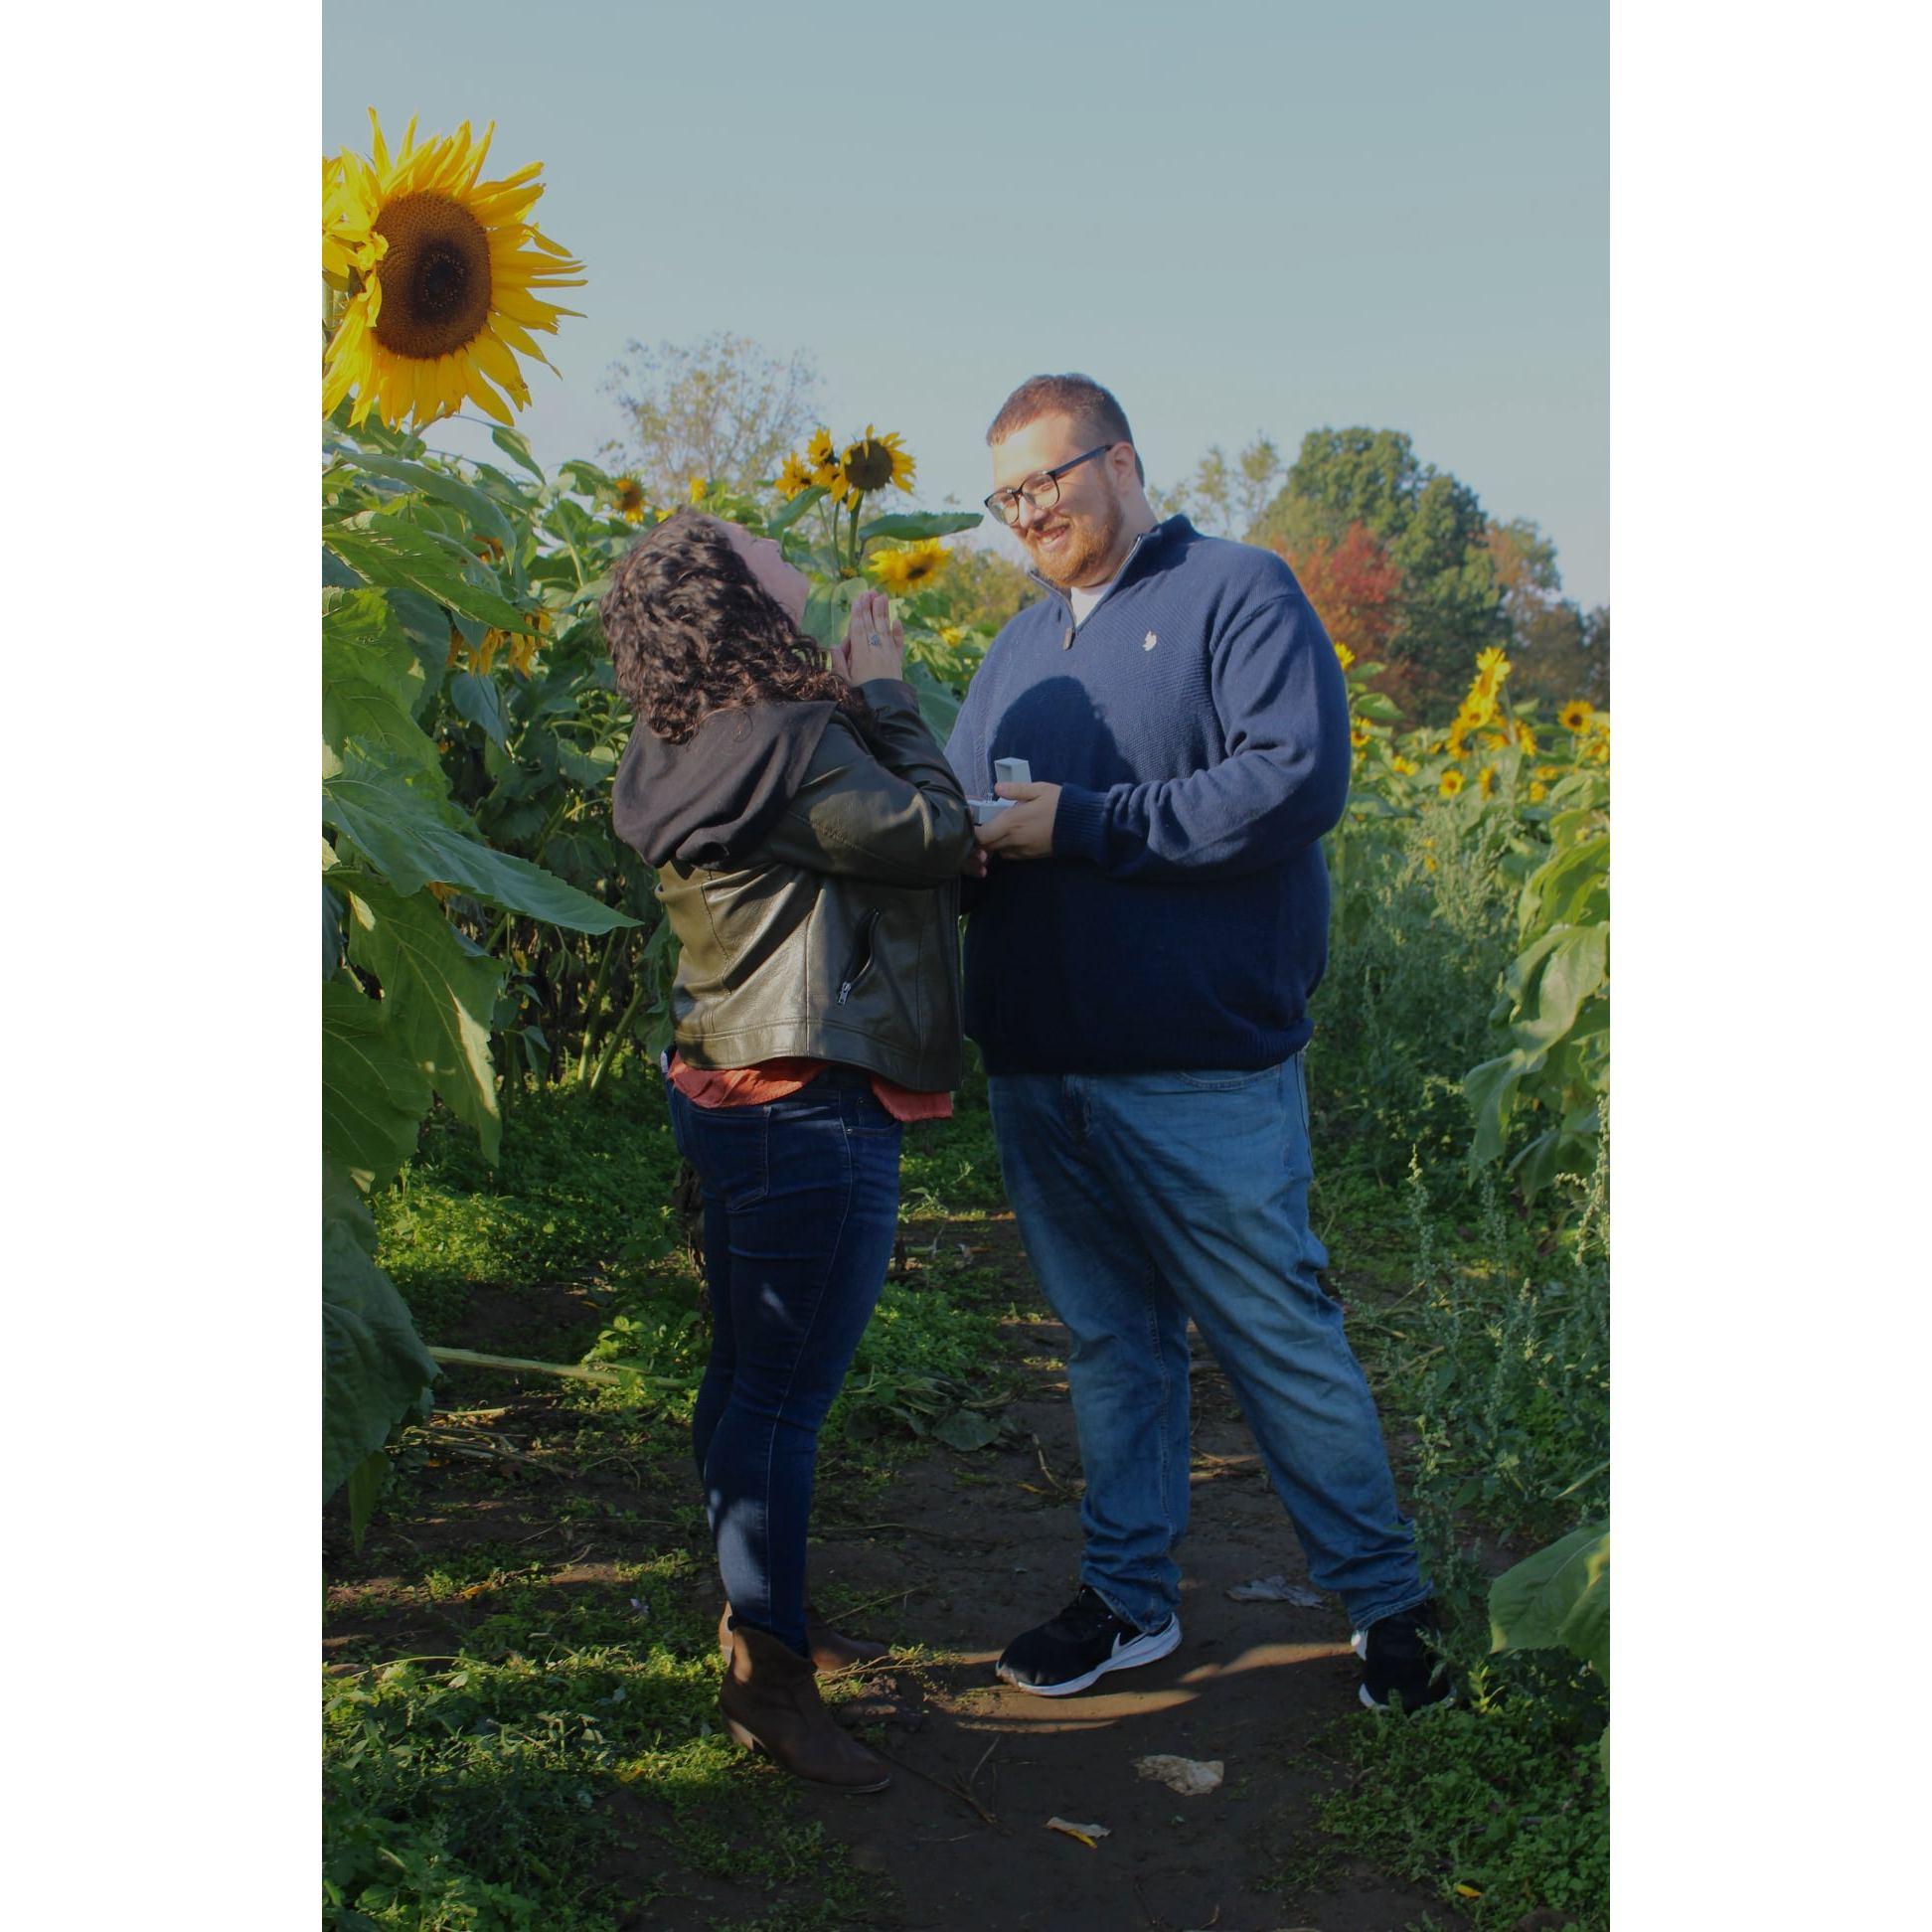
{"left": 767, "top": 486, "right": 827, "bottom": 535}
{"left": 323, "top": 749, "right": 636, "bottom": 932}
{"left": 490, "top": 425, "right": 546, "bottom": 482}
{"left": 338, "top": 873, "right": 503, "bottom": 1159}
{"left": 322, "top": 589, "right": 441, "bottom": 776}
{"left": 344, "top": 452, "right": 517, "bottom": 552}
{"left": 858, "top": 511, "right": 984, "bottom": 543}
{"left": 323, "top": 1164, "right": 438, "bottom": 1499}
{"left": 321, "top": 978, "right": 432, "bottom": 1189}
{"left": 324, "top": 513, "right": 527, "bottom": 632}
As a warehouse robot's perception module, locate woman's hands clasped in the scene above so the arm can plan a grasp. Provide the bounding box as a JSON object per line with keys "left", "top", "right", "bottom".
{"left": 832, "top": 590, "right": 905, "bottom": 685}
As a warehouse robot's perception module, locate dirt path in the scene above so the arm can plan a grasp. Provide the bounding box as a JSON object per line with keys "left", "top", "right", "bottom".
{"left": 647, "top": 1216, "right": 1454, "bottom": 1932}
{"left": 327, "top": 1211, "right": 1463, "bottom": 1930}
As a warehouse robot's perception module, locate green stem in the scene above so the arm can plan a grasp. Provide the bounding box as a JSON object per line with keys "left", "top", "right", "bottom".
{"left": 572, "top": 928, "right": 625, "bottom": 1081}
{"left": 848, "top": 490, "right": 868, "bottom": 573}
{"left": 585, "top": 972, "right": 652, "bottom": 1097}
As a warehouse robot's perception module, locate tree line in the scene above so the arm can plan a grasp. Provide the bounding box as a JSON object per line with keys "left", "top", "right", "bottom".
{"left": 600, "top": 337, "right": 1608, "bottom": 722}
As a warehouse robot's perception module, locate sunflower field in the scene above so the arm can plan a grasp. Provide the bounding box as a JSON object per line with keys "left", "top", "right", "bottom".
{"left": 321, "top": 109, "right": 1609, "bottom": 1929}
{"left": 321, "top": 112, "right": 992, "bottom": 1534}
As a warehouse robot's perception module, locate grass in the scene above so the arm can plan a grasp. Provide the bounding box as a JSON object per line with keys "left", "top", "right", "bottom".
{"left": 1275, "top": 804, "right": 1611, "bottom": 1930}
{"left": 328, "top": 1054, "right": 1018, "bottom": 1930}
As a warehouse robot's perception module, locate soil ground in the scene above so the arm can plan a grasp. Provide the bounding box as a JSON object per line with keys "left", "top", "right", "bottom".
{"left": 325, "top": 1211, "right": 1470, "bottom": 1932}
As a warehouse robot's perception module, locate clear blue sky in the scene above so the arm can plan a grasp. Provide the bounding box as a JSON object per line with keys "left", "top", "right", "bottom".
{"left": 324, "top": 0, "right": 1607, "bottom": 606}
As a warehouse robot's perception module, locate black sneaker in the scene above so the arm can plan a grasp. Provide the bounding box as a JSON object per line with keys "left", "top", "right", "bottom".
{"left": 1352, "top": 1599, "right": 1454, "bottom": 1712}
{"left": 996, "top": 1584, "right": 1182, "bottom": 1696}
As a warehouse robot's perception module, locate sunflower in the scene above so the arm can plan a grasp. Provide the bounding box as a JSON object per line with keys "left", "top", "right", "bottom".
{"left": 1529, "top": 780, "right": 1548, "bottom": 804}
{"left": 1514, "top": 719, "right": 1538, "bottom": 757}
{"left": 1478, "top": 765, "right": 1499, "bottom": 800}
{"left": 775, "top": 452, "right": 814, "bottom": 500}
{"left": 841, "top": 424, "right": 915, "bottom": 497}
{"left": 1334, "top": 639, "right": 1357, "bottom": 672}
{"left": 1439, "top": 768, "right": 1465, "bottom": 798}
{"left": 1350, "top": 718, "right": 1373, "bottom": 751}
{"left": 1390, "top": 754, "right": 1420, "bottom": 777}
{"left": 612, "top": 476, "right": 649, "bottom": 523}
{"left": 1535, "top": 764, "right": 1561, "bottom": 782}
{"left": 868, "top": 539, "right": 950, "bottom": 594}
{"left": 322, "top": 110, "right": 584, "bottom": 431}
{"left": 1473, "top": 645, "right": 1512, "bottom": 695}
{"left": 1558, "top": 699, "right": 1596, "bottom": 733}
{"left": 938, "top": 624, "right": 966, "bottom": 647}
{"left": 688, "top": 475, "right": 709, "bottom": 504}
{"left": 805, "top": 427, "right": 846, "bottom": 501}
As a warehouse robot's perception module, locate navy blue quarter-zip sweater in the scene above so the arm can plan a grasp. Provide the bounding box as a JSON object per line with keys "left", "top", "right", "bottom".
{"left": 943, "top": 516, "right": 1349, "bottom": 1074}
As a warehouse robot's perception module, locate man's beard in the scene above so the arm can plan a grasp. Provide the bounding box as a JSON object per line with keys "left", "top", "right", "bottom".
{"left": 1022, "top": 487, "right": 1124, "bottom": 589}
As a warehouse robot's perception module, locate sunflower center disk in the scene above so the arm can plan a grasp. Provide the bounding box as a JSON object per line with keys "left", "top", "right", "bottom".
{"left": 843, "top": 442, "right": 895, "bottom": 493}
{"left": 371, "top": 193, "right": 494, "bottom": 360}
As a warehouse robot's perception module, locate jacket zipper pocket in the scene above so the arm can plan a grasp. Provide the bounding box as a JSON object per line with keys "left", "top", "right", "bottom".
{"left": 837, "top": 908, "right": 882, "bottom": 1006}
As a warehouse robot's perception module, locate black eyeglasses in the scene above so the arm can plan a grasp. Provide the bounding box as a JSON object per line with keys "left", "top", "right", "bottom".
{"left": 984, "top": 443, "right": 1116, "bottom": 525}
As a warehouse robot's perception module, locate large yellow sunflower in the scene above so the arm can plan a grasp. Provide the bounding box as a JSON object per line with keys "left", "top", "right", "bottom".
{"left": 1439, "top": 768, "right": 1465, "bottom": 798}
{"left": 841, "top": 425, "right": 915, "bottom": 497}
{"left": 868, "top": 540, "right": 950, "bottom": 593}
{"left": 322, "top": 110, "right": 584, "bottom": 430}
{"left": 1558, "top": 699, "right": 1596, "bottom": 733}
{"left": 612, "top": 476, "right": 649, "bottom": 524}
{"left": 775, "top": 452, "right": 814, "bottom": 500}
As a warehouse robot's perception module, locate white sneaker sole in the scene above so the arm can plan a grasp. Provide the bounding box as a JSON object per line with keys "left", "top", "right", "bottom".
{"left": 998, "top": 1615, "right": 1183, "bottom": 1696}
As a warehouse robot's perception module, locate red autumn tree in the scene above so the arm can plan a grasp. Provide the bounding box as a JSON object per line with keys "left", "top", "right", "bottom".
{"left": 1274, "top": 520, "right": 1400, "bottom": 662}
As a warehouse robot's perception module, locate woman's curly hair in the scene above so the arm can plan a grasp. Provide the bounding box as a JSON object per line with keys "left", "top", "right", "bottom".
{"left": 600, "top": 510, "right": 871, "bottom": 743}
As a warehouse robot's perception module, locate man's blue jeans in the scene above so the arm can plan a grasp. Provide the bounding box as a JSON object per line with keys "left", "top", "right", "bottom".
{"left": 667, "top": 1070, "right": 902, "bottom": 1658}
{"left": 989, "top": 1054, "right": 1429, "bottom": 1636}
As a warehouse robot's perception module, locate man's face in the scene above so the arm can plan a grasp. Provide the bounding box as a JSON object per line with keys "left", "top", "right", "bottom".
{"left": 990, "top": 412, "right": 1127, "bottom": 590}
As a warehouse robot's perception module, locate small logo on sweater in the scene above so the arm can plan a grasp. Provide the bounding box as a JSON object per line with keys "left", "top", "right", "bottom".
{"left": 1144, "top": 630, "right": 1159, "bottom": 652}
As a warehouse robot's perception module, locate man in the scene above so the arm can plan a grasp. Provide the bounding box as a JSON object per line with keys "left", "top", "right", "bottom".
{"left": 945, "top": 374, "right": 1448, "bottom": 1712}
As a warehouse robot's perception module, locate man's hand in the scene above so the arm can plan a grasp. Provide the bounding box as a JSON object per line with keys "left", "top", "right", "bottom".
{"left": 974, "top": 781, "right": 1061, "bottom": 861}
{"left": 961, "top": 845, "right": 990, "bottom": 880}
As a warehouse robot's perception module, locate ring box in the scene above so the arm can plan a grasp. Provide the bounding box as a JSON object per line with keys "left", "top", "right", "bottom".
{"left": 994, "top": 757, "right": 1033, "bottom": 788}
{"left": 968, "top": 798, "right": 1015, "bottom": 824}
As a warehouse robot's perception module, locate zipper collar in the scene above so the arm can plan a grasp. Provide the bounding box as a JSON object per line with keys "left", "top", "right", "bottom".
{"left": 1024, "top": 514, "right": 1190, "bottom": 622}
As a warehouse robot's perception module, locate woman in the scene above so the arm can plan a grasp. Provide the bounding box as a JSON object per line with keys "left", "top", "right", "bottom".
{"left": 603, "top": 509, "right": 974, "bottom": 1794}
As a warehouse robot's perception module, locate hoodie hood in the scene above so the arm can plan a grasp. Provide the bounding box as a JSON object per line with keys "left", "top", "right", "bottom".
{"left": 611, "top": 700, "right": 839, "bottom": 870}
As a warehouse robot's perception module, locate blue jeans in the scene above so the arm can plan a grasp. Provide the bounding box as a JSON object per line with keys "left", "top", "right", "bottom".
{"left": 666, "top": 1069, "right": 902, "bottom": 1658}
{"left": 989, "top": 1055, "right": 1429, "bottom": 1635}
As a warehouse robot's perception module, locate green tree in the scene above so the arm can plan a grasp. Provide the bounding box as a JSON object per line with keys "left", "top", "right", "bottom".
{"left": 930, "top": 542, "right": 1042, "bottom": 633}
{"left": 599, "top": 331, "right": 821, "bottom": 503}
{"left": 1252, "top": 428, "right": 1506, "bottom": 713}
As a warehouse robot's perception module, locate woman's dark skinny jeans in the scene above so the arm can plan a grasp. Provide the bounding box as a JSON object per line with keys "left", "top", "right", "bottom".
{"left": 667, "top": 1071, "right": 901, "bottom": 1658}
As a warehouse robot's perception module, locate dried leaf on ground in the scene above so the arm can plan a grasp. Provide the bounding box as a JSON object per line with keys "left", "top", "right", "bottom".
{"left": 1045, "top": 1816, "right": 1109, "bottom": 1847}
{"left": 1225, "top": 1574, "right": 1324, "bottom": 1607}
{"left": 1134, "top": 1753, "right": 1224, "bottom": 1796}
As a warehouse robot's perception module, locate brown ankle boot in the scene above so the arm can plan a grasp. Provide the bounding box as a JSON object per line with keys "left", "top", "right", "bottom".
{"left": 719, "top": 1623, "right": 892, "bottom": 1792}
{"left": 719, "top": 1604, "right": 890, "bottom": 1674}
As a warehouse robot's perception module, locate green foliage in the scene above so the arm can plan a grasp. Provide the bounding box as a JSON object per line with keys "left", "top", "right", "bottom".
{"left": 323, "top": 1162, "right": 436, "bottom": 1499}
{"left": 1464, "top": 791, "right": 1609, "bottom": 1197}
{"left": 322, "top": 419, "right": 664, "bottom": 1506}
{"left": 1491, "top": 1525, "right": 1610, "bottom": 1685}
{"left": 1313, "top": 804, "right": 1522, "bottom": 1188}
{"left": 1298, "top": 1690, "right": 1608, "bottom": 1929}
{"left": 1252, "top": 426, "right": 1509, "bottom": 711}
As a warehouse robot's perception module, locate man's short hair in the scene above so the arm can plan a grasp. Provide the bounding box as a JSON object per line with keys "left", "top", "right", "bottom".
{"left": 986, "top": 373, "right": 1146, "bottom": 485}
